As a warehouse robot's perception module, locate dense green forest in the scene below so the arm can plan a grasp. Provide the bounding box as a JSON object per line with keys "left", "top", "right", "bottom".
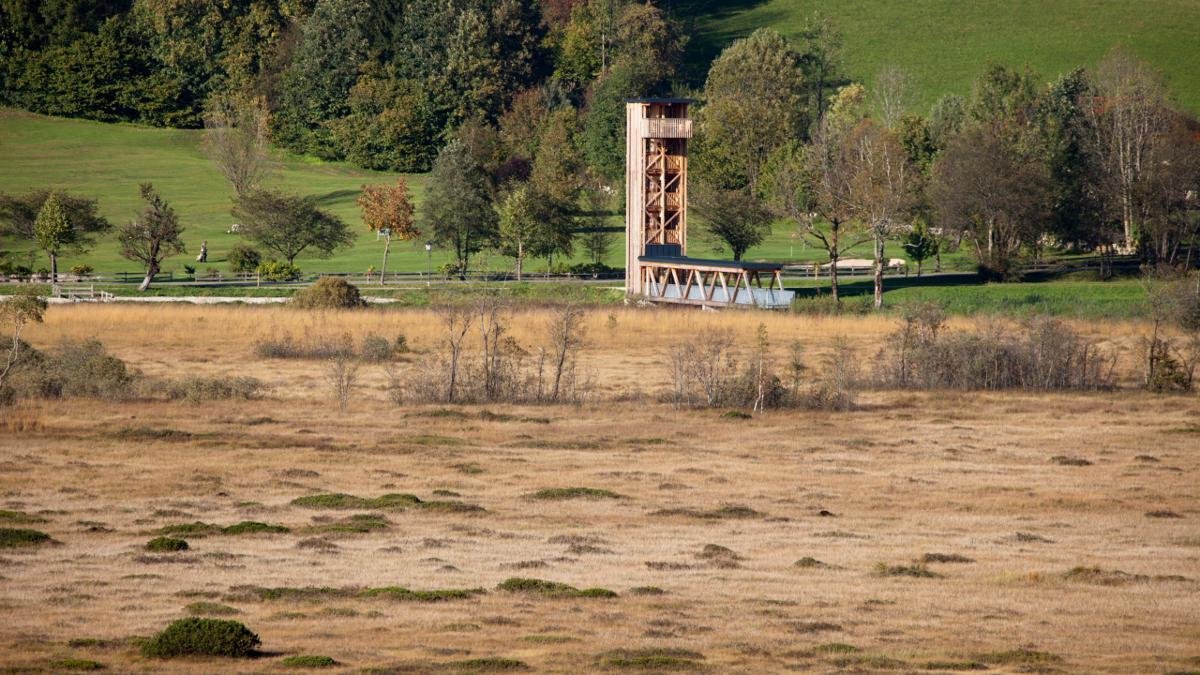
{"left": 1, "top": 0, "right": 1197, "bottom": 291}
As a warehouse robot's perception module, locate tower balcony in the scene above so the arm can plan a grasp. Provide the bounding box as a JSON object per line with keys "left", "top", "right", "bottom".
{"left": 638, "top": 118, "right": 693, "bottom": 139}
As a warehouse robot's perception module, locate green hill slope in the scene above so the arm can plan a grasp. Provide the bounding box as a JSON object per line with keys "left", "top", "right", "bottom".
{"left": 0, "top": 109, "right": 441, "bottom": 275}
{"left": 679, "top": 0, "right": 1200, "bottom": 112}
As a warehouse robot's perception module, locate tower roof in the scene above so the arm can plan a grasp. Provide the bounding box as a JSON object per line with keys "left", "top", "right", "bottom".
{"left": 625, "top": 97, "right": 696, "bottom": 104}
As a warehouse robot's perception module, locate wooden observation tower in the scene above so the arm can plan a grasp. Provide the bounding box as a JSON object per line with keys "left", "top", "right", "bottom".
{"left": 624, "top": 99, "right": 794, "bottom": 309}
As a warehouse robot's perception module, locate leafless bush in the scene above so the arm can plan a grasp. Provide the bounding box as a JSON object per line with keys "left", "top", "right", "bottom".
{"left": 254, "top": 331, "right": 354, "bottom": 360}
{"left": 544, "top": 304, "right": 587, "bottom": 403}
{"left": 1143, "top": 272, "right": 1200, "bottom": 392}
{"left": 809, "top": 339, "right": 860, "bottom": 410}
{"left": 878, "top": 306, "right": 1115, "bottom": 390}
{"left": 666, "top": 325, "right": 854, "bottom": 410}
{"left": 389, "top": 300, "right": 591, "bottom": 406}
{"left": 326, "top": 357, "right": 359, "bottom": 410}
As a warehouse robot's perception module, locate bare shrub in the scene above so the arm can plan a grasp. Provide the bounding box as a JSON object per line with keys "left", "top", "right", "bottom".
{"left": 666, "top": 326, "right": 851, "bottom": 410}
{"left": 326, "top": 357, "right": 359, "bottom": 411}
{"left": 878, "top": 306, "right": 1114, "bottom": 390}
{"left": 1143, "top": 272, "right": 1200, "bottom": 392}
{"left": 254, "top": 332, "right": 355, "bottom": 360}
{"left": 545, "top": 304, "right": 587, "bottom": 403}
{"left": 142, "top": 376, "right": 263, "bottom": 402}
{"left": 388, "top": 300, "right": 591, "bottom": 405}
{"left": 809, "top": 339, "right": 859, "bottom": 410}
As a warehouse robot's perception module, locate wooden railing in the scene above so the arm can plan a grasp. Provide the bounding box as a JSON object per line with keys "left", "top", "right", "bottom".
{"left": 642, "top": 117, "right": 692, "bottom": 139}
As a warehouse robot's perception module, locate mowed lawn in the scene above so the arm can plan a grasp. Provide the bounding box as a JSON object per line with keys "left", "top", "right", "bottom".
{"left": 680, "top": 0, "right": 1200, "bottom": 112}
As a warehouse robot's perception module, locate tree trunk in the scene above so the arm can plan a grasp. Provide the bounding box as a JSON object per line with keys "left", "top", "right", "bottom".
{"left": 829, "top": 222, "right": 840, "bottom": 305}
{"left": 379, "top": 235, "right": 391, "bottom": 286}
{"left": 872, "top": 233, "right": 884, "bottom": 310}
{"left": 934, "top": 246, "right": 942, "bottom": 273}
{"left": 917, "top": 259, "right": 923, "bottom": 277}
{"left": 138, "top": 262, "right": 158, "bottom": 291}
{"left": 516, "top": 241, "right": 523, "bottom": 281}
{"left": 50, "top": 253, "right": 58, "bottom": 284}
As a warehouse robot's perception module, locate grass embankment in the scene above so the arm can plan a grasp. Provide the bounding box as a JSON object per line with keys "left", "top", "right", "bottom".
{"left": 8, "top": 274, "right": 1150, "bottom": 319}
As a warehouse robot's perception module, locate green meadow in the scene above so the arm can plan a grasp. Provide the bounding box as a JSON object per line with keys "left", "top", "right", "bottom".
{"left": 678, "top": 0, "right": 1200, "bottom": 112}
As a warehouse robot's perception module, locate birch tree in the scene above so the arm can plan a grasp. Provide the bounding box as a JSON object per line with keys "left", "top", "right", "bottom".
{"left": 1086, "top": 48, "right": 1170, "bottom": 252}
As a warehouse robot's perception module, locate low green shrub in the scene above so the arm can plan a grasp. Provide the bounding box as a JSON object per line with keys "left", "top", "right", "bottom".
{"left": 222, "top": 521, "right": 289, "bottom": 535}
{"left": 360, "top": 334, "right": 395, "bottom": 361}
{"left": 227, "top": 244, "right": 262, "bottom": 274}
{"left": 52, "top": 658, "right": 105, "bottom": 671}
{"left": 595, "top": 647, "right": 705, "bottom": 670}
{"left": 140, "top": 618, "right": 260, "bottom": 658}
{"left": 306, "top": 514, "right": 390, "bottom": 534}
{"left": 256, "top": 260, "right": 300, "bottom": 281}
{"left": 0, "top": 509, "right": 46, "bottom": 524}
{"left": 496, "top": 577, "right": 617, "bottom": 598}
{"left": 291, "top": 277, "right": 366, "bottom": 309}
{"left": 528, "top": 487, "right": 624, "bottom": 500}
{"left": 0, "top": 527, "right": 52, "bottom": 548}
{"left": 145, "top": 536, "right": 188, "bottom": 552}
{"left": 8, "top": 340, "right": 132, "bottom": 401}
{"left": 290, "top": 493, "right": 421, "bottom": 509}
{"left": 873, "top": 562, "right": 942, "bottom": 578}
{"left": 186, "top": 601, "right": 240, "bottom": 616}
{"left": 157, "top": 522, "right": 221, "bottom": 537}
{"left": 445, "top": 657, "right": 528, "bottom": 671}
{"left": 281, "top": 655, "right": 338, "bottom": 668}
{"left": 358, "top": 586, "right": 486, "bottom": 602}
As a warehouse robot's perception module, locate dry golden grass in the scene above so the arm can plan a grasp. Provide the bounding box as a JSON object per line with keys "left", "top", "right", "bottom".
{"left": 1, "top": 305, "right": 1197, "bottom": 673}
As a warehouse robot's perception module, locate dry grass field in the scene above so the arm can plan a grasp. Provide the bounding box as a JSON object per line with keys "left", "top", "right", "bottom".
{"left": 1, "top": 304, "right": 1198, "bottom": 673}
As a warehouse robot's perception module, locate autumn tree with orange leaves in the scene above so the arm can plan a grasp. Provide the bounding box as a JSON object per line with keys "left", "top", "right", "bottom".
{"left": 357, "top": 179, "right": 418, "bottom": 284}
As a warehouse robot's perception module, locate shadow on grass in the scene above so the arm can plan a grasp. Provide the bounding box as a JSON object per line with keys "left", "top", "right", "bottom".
{"left": 786, "top": 273, "right": 983, "bottom": 298}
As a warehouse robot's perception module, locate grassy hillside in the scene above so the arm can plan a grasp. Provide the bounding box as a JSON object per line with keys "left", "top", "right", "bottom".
{"left": 678, "top": 0, "right": 1200, "bottom": 112}
{"left": 0, "top": 109, "right": 442, "bottom": 275}
{"left": 2, "top": 109, "right": 969, "bottom": 275}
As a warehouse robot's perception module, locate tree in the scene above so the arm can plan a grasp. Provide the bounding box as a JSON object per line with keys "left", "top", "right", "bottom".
{"left": 611, "top": 1, "right": 682, "bottom": 90}
{"left": 1085, "top": 48, "right": 1170, "bottom": 252}
{"left": 697, "top": 28, "right": 809, "bottom": 191}
{"left": 423, "top": 140, "right": 498, "bottom": 276}
{"left": 358, "top": 178, "right": 418, "bottom": 284}
{"left": 273, "top": 0, "right": 368, "bottom": 159}
{"left": 795, "top": 11, "right": 843, "bottom": 120}
{"left": 233, "top": 191, "right": 354, "bottom": 266}
{"left": 928, "top": 93, "right": 967, "bottom": 150}
{"left": 0, "top": 291, "right": 46, "bottom": 396}
{"left": 903, "top": 218, "right": 937, "bottom": 276}
{"left": 1, "top": 189, "right": 111, "bottom": 282}
{"left": 1136, "top": 116, "right": 1200, "bottom": 265}
{"left": 761, "top": 85, "right": 871, "bottom": 305}
{"left": 203, "top": 92, "right": 273, "bottom": 197}
{"left": 842, "top": 119, "right": 915, "bottom": 308}
{"left": 873, "top": 64, "right": 913, "bottom": 129}
{"left": 33, "top": 193, "right": 71, "bottom": 282}
{"left": 496, "top": 184, "right": 537, "bottom": 280}
{"left": 931, "top": 125, "right": 1052, "bottom": 277}
{"left": 118, "top": 183, "right": 186, "bottom": 291}
{"left": 692, "top": 182, "right": 772, "bottom": 261}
